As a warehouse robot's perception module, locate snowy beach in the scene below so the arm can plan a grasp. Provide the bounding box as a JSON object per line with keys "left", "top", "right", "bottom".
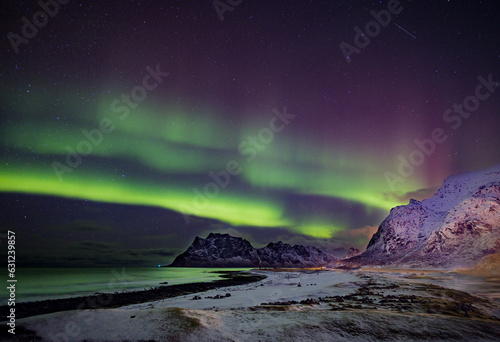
{"left": 7, "top": 268, "right": 500, "bottom": 341}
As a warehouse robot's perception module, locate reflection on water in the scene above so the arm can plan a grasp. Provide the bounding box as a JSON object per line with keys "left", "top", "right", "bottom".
{"left": 430, "top": 272, "right": 500, "bottom": 300}
{"left": 423, "top": 272, "right": 500, "bottom": 317}
{"left": 2, "top": 267, "right": 252, "bottom": 304}
{"left": 386, "top": 270, "right": 500, "bottom": 308}
{"left": 362, "top": 268, "right": 500, "bottom": 304}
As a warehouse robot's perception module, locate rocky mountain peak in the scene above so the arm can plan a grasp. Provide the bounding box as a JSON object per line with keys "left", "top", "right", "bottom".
{"left": 169, "top": 234, "right": 341, "bottom": 268}
{"left": 353, "top": 164, "right": 500, "bottom": 268}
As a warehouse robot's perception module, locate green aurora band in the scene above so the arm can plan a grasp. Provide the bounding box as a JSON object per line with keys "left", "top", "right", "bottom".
{"left": 0, "top": 99, "right": 425, "bottom": 238}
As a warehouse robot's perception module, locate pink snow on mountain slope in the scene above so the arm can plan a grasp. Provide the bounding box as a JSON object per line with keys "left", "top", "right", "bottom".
{"left": 352, "top": 164, "right": 500, "bottom": 268}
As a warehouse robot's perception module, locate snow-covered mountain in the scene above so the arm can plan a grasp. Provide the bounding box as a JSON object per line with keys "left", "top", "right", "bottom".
{"left": 168, "top": 233, "right": 339, "bottom": 268}
{"left": 345, "top": 247, "right": 362, "bottom": 259}
{"left": 352, "top": 165, "right": 500, "bottom": 268}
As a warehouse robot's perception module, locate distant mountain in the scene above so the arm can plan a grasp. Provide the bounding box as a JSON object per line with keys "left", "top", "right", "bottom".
{"left": 168, "top": 233, "right": 340, "bottom": 268}
{"left": 345, "top": 247, "right": 362, "bottom": 259}
{"left": 326, "top": 247, "right": 360, "bottom": 259}
{"left": 349, "top": 165, "right": 500, "bottom": 268}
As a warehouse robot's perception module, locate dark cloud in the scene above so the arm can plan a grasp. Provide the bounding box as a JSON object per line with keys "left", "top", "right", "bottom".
{"left": 1, "top": 192, "right": 387, "bottom": 266}
{"left": 53, "top": 220, "right": 113, "bottom": 233}
{"left": 16, "top": 239, "right": 179, "bottom": 267}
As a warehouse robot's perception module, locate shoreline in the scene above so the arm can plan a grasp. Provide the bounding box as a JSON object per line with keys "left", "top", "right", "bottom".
{"left": 0, "top": 271, "right": 266, "bottom": 320}
{"left": 5, "top": 268, "right": 500, "bottom": 341}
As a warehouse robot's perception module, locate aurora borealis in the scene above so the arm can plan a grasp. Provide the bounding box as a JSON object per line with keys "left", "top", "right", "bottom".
{"left": 1, "top": 0, "right": 499, "bottom": 266}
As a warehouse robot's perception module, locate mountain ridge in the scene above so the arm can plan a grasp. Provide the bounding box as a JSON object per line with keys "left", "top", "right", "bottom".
{"left": 168, "top": 165, "right": 500, "bottom": 270}
{"left": 167, "top": 233, "right": 341, "bottom": 268}
{"left": 349, "top": 164, "right": 500, "bottom": 268}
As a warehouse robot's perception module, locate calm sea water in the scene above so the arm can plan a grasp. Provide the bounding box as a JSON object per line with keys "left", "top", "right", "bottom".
{"left": 2, "top": 267, "right": 252, "bottom": 304}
